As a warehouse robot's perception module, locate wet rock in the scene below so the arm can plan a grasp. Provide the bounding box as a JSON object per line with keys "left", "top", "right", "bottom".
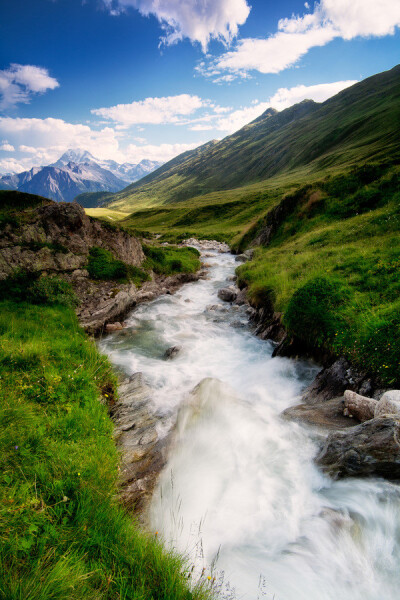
{"left": 106, "top": 321, "right": 124, "bottom": 332}
{"left": 282, "top": 397, "right": 356, "bottom": 430}
{"left": 343, "top": 390, "right": 377, "bottom": 421}
{"left": 164, "top": 345, "right": 181, "bottom": 360}
{"left": 315, "top": 417, "right": 400, "bottom": 480}
{"left": 234, "top": 288, "right": 248, "bottom": 306}
{"left": 112, "top": 373, "right": 171, "bottom": 516}
{"left": 375, "top": 390, "right": 400, "bottom": 418}
{"left": 235, "top": 254, "right": 248, "bottom": 263}
{"left": 218, "top": 287, "right": 238, "bottom": 302}
{"left": 301, "top": 357, "right": 373, "bottom": 405}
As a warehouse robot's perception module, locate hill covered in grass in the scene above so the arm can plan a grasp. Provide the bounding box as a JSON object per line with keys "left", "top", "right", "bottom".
{"left": 106, "top": 64, "right": 400, "bottom": 212}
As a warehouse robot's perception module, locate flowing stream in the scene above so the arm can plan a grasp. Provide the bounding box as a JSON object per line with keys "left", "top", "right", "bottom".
{"left": 100, "top": 245, "right": 400, "bottom": 600}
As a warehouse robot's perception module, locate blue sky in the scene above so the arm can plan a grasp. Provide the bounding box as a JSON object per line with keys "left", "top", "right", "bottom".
{"left": 0, "top": 0, "right": 399, "bottom": 173}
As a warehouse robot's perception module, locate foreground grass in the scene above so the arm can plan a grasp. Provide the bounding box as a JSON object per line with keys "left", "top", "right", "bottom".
{"left": 0, "top": 301, "right": 209, "bottom": 600}
{"left": 237, "top": 164, "right": 400, "bottom": 385}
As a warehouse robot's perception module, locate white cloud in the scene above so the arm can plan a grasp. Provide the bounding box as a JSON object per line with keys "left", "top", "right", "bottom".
{"left": 0, "top": 64, "right": 59, "bottom": 109}
{"left": 202, "top": 0, "right": 400, "bottom": 78}
{"left": 211, "top": 79, "right": 359, "bottom": 133}
{"left": 268, "top": 80, "right": 358, "bottom": 111}
{"left": 189, "top": 124, "right": 215, "bottom": 131}
{"left": 92, "top": 94, "right": 205, "bottom": 126}
{"left": 0, "top": 115, "right": 205, "bottom": 174}
{"left": 0, "top": 141, "right": 15, "bottom": 152}
{"left": 103, "top": 0, "right": 250, "bottom": 50}
{"left": 124, "top": 141, "right": 204, "bottom": 163}
{"left": 0, "top": 158, "right": 26, "bottom": 173}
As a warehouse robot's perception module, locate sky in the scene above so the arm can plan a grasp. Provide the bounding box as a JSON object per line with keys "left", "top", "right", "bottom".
{"left": 0, "top": 0, "right": 399, "bottom": 173}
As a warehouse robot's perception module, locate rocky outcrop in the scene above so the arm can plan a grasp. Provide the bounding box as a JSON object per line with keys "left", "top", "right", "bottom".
{"left": 75, "top": 271, "right": 202, "bottom": 335}
{"left": 0, "top": 201, "right": 144, "bottom": 280}
{"left": 316, "top": 417, "right": 400, "bottom": 479}
{"left": 112, "top": 373, "right": 172, "bottom": 516}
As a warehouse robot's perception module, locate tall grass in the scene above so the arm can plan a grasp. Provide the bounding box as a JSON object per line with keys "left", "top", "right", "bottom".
{"left": 0, "top": 301, "right": 210, "bottom": 600}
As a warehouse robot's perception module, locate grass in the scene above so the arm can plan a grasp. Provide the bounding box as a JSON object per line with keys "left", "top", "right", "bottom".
{"left": 0, "top": 299, "right": 210, "bottom": 600}
{"left": 237, "top": 163, "right": 400, "bottom": 385}
{"left": 143, "top": 244, "right": 201, "bottom": 275}
{"left": 85, "top": 208, "right": 131, "bottom": 220}
{"left": 86, "top": 247, "right": 150, "bottom": 286}
{"left": 106, "top": 65, "right": 400, "bottom": 213}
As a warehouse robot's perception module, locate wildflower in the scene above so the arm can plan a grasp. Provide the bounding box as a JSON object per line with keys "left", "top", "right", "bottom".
{"left": 155, "top": 531, "right": 158, "bottom": 536}
{"left": 14, "top": 446, "right": 18, "bottom": 450}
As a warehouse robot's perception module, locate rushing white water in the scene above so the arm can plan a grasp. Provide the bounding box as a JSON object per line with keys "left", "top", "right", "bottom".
{"left": 100, "top": 247, "right": 400, "bottom": 600}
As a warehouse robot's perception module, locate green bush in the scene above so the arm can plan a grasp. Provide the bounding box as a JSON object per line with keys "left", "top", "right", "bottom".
{"left": 87, "top": 247, "right": 149, "bottom": 285}
{"left": 143, "top": 244, "right": 200, "bottom": 275}
{"left": 284, "top": 276, "right": 351, "bottom": 347}
{"left": 0, "top": 271, "right": 78, "bottom": 307}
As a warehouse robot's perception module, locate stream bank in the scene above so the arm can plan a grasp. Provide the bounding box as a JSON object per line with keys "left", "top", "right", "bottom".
{"left": 100, "top": 241, "right": 400, "bottom": 600}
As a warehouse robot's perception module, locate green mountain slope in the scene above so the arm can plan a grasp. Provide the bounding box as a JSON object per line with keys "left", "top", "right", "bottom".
{"left": 108, "top": 64, "right": 400, "bottom": 212}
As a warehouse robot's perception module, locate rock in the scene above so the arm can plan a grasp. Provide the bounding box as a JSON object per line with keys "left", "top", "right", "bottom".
{"left": 235, "top": 254, "right": 248, "bottom": 263}
{"left": 234, "top": 288, "right": 248, "bottom": 306}
{"left": 106, "top": 321, "right": 124, "bottom": 332}
{"left": 316, "top": 417, "right": 400, "bottom": 480}
{"left": 301, "top": 357, "right": 373, "bottom": 405}
{"left": 282, "top": 397, "right": 356, "bottom": 430}
{"left": 218, "top": 287, "right": 237, "bottom": 302}
{"left": 343, "top": 390, "right": 377, "bottom": 421}
{"left": 164, "top": 345, "right": 181, "bottom": 360}
{"left": 375, "top": 390, "right": 400, "bottom": 418}
{"left": 243, "top": 249, "right": 254, "bottom": 260}
{"left": 112, "top": 373, "right": 171, "bottom": 516}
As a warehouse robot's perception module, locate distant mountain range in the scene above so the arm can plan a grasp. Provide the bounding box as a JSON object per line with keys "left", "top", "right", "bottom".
{"left": 0, "top": 149, "right": 163, "bottom": 203}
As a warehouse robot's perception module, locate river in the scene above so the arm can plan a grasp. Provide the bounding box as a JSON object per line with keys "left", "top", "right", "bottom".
{"left": 99, "top": 244, "right": 400, "bottom": 600}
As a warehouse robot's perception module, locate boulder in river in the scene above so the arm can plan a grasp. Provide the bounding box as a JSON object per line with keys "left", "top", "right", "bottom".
{"left": 316, "top": 417, "right": 400, "bottom": 479}
{"left": 374, "top": 390, "right": 400, "bottom": 418}
{"left": 106, "top": 321, "right": 124, "bottom": 332}
{"left": 218, "top": 287, "right": 237, "bottom": 302}
{"left": 343, "top": 390, "right": 377, "bottom": 421}
{"left": 164, "top": 345, "right": 181, "bottom": 360}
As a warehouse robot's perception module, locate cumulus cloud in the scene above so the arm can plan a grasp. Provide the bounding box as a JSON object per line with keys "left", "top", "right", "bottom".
{"left": 268, "top": 80, "right": 358, "bottom": 111}
{"left": 198, "top": 79, "right": 359, "bottom": 133}
{"left": 92, "top": 94, "right": 205, "bottom": 126}
{"left": 0, "top": 115, "right": 204, "bottom": 173}
{"left": 103, "top": 0, "right": 250, "bottom": 50}
{"left": 202, "top": 0, "right": 400, "bottom": 78}
{"left": 0, "top": 140, "right": 15, "bottom": 152}
{"left": 0, "top": 64, "right": 59, "bottom": 109}
{"left": 124, "top": 141, "right": 204, "bottom": 162}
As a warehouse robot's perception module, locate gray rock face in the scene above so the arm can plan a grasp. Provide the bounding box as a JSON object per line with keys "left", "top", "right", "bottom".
{"left": 316, "top": 417, "right": 400, "bottom": 479}
{"left": 301, "top": 357, "right": 374, "bottom": 405}
{"left": 283, "top": 397, "right": 355, "bottom": 431}
{"left": 0, "top": 201, "right": 144, "bottom": 280}
{"left": 218, "top": 287, "right": 238, "bottom": 302}
{"left": 112, "top": 373, "right": 171, "bottom": 516}
{"left": 375, "top": 390, "right": 400, "bottom": 418}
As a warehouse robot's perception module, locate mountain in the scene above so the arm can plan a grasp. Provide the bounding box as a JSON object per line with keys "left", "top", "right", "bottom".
{"left": 0, "top": 150, "right": 164, "bottom": 203}
{"left": 53, "top": 150, "right": 163, "bottom": 185}
{"left": 107, "top": 64, "right": 400, "bottom": 211}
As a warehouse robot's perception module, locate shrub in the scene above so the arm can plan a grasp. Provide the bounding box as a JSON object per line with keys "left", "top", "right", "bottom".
{"left": 284, "top": 276, "right": 351, "bottom": 348}
{"left": 143, "top": 244, "right": 200, "bottom": 275}
{"left": 0, "top": 271, "right": 78, "bottom": 307}
{"left": 87, "top": 247, "right": 149, "bottom": 285}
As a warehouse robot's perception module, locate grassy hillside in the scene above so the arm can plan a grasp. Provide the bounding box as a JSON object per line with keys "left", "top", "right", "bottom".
{"left": 107, "top": 64, "right": 400, "bottom": 212}
{"left": 237, "top": 163, "right": 400, "bottom": 385}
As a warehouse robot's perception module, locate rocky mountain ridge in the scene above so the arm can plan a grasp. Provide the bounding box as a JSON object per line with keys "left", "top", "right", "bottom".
{"left": 0, "top": 149, "right": 163, "bottom": 203}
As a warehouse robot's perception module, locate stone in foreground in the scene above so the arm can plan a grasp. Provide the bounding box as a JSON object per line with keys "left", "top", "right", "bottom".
{"left": 316, "top": 417, "right": 400, "bottom": 480}
{"left": 374, "top": 390, "right": 400, "bottom": 418}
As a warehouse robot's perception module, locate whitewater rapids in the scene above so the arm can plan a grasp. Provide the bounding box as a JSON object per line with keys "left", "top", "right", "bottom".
{"left": 100, "top": 246, "right": 400, "bottom": 600}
